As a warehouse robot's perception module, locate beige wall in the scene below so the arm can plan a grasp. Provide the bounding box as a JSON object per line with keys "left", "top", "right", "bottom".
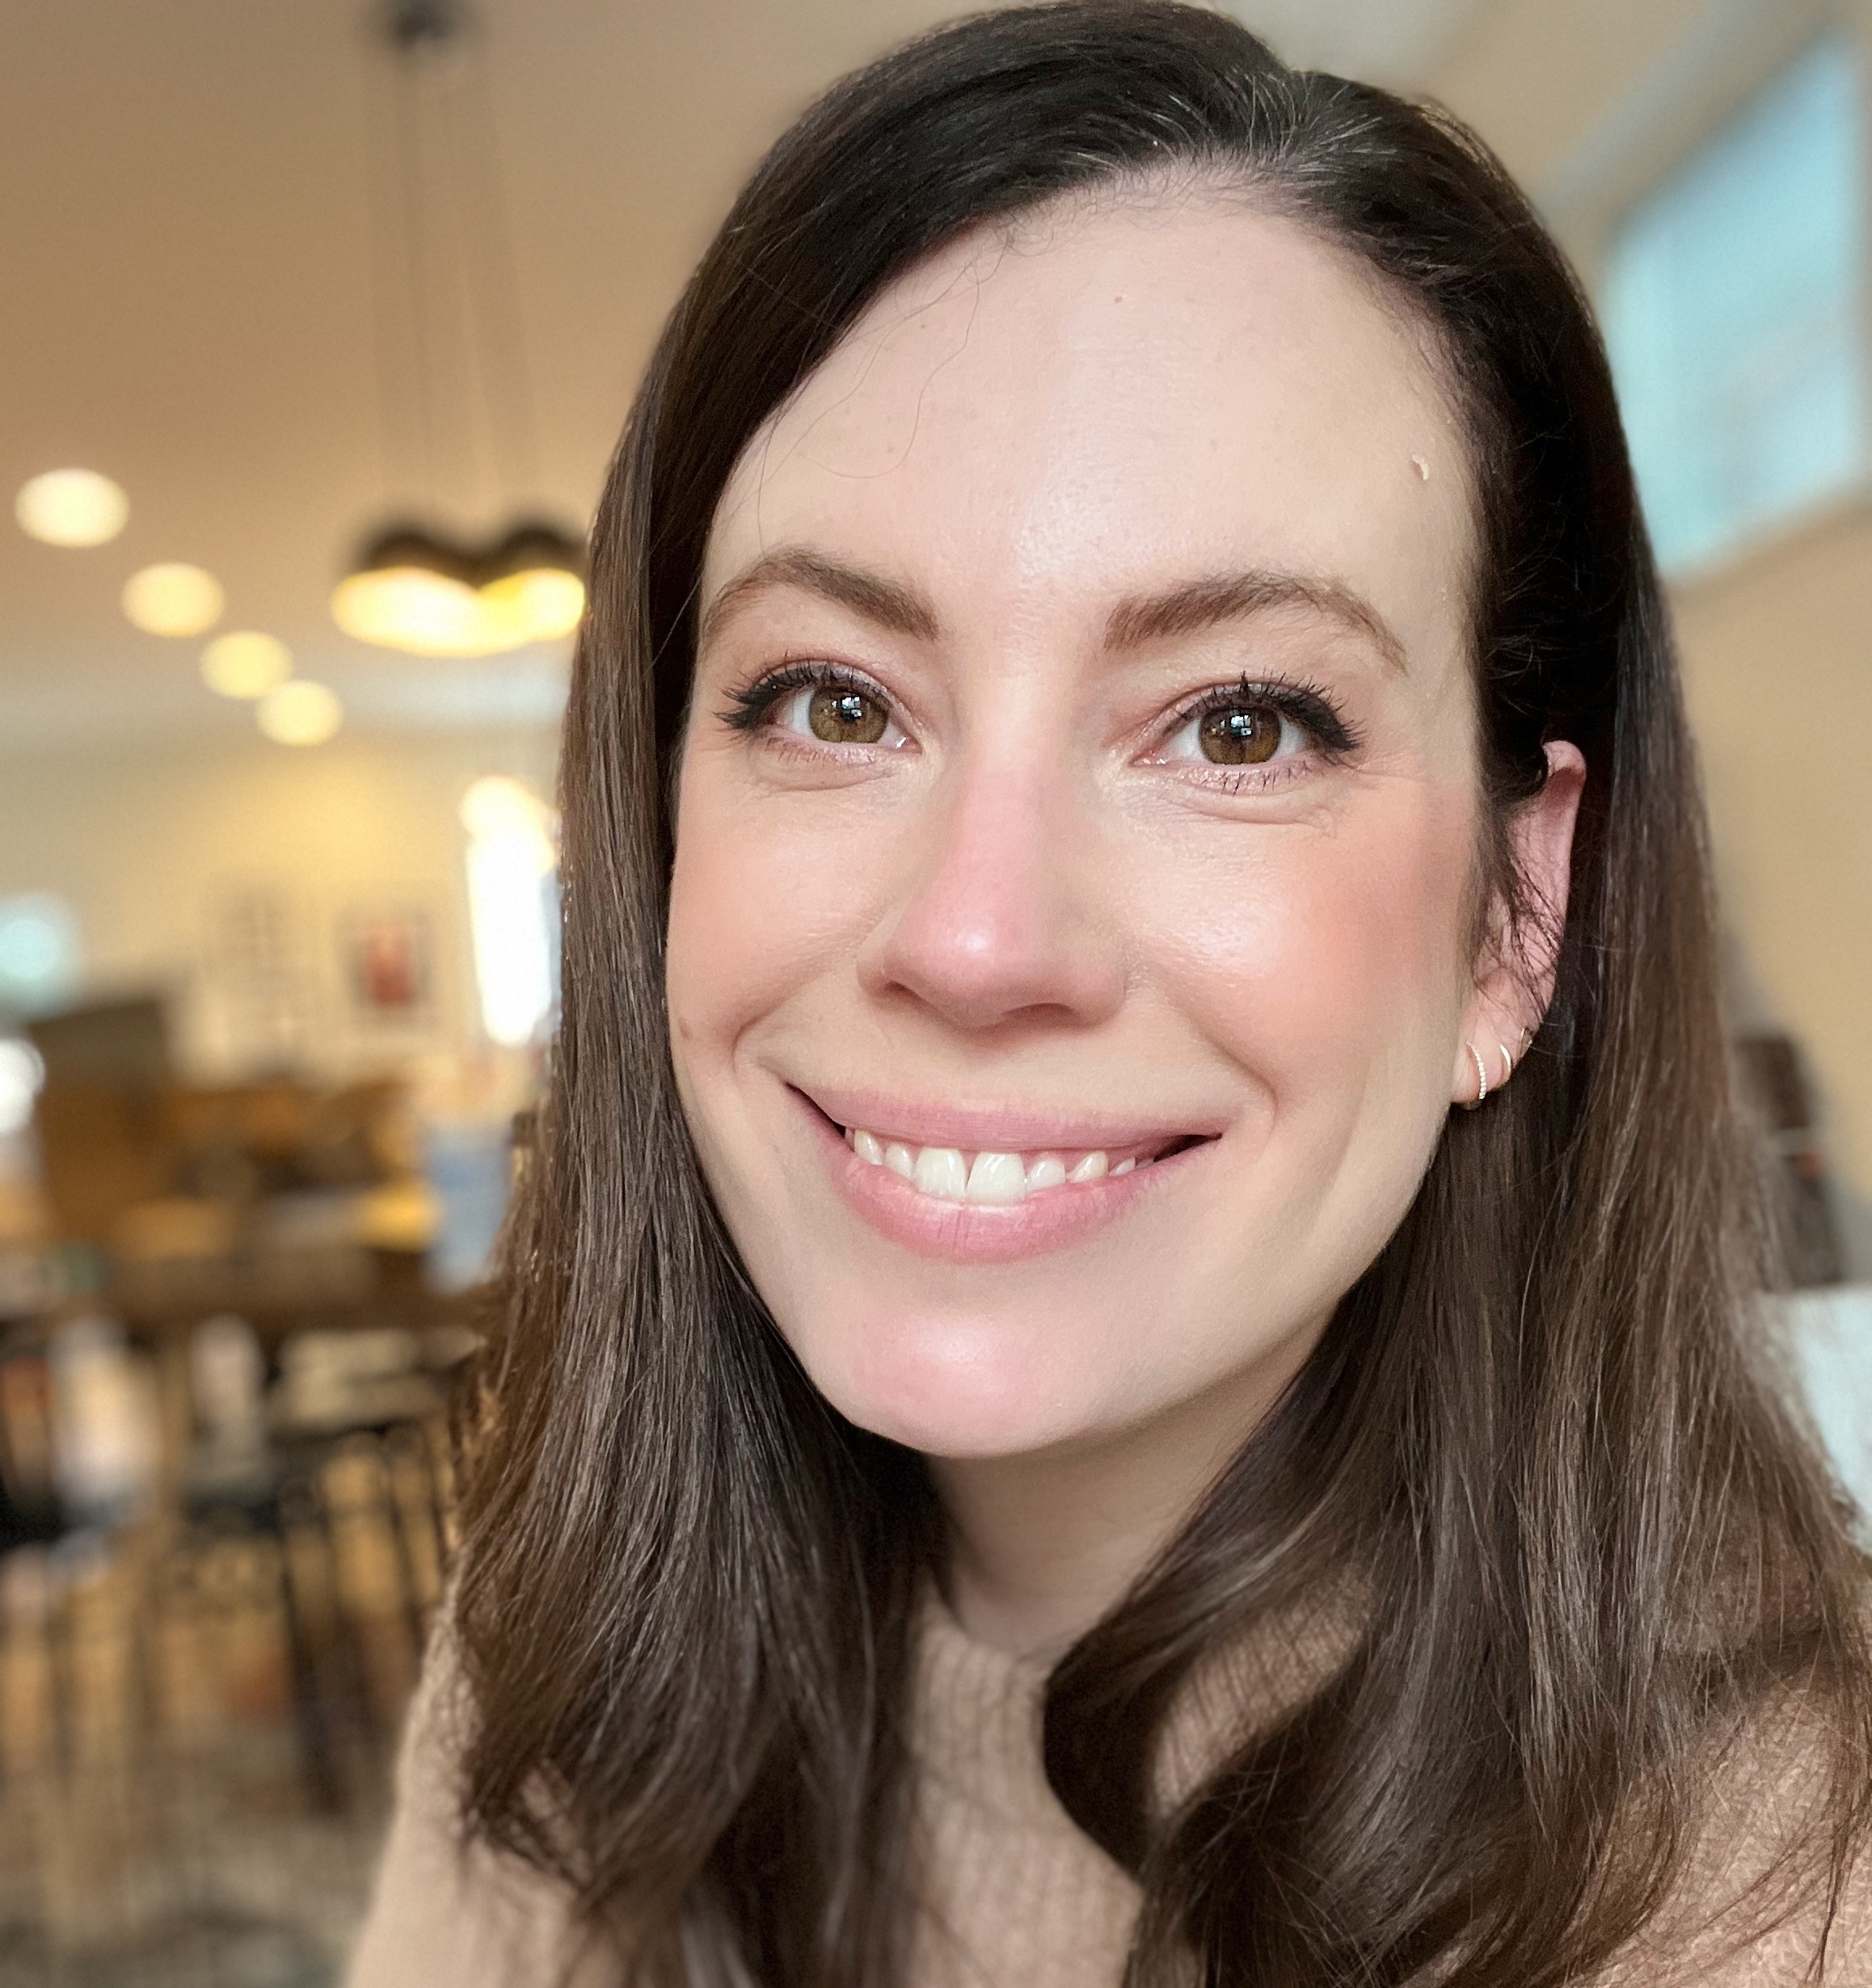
{"left": 0, "top": 723, "right": 558, "bottom": 1086}
{"left": 1434, "top": 0, "right": 1872, "bottom": 1273}
{"left": 1672, "top": 501, "right": 1872, "bottom": 1266}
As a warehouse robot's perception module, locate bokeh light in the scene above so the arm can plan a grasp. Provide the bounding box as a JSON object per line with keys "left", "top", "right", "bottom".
{"left": 462, "top": 777, "right": 558, "bottom": 1047}
{"left": 201, "top": 630, "right": 293, "bottom": 699}
{"left": 256, "top": 679, "right": 343, "bottom": 746}
{"left": 477, "top": 566, "right": 584, "bottom": 641}
{"left": 0, "top": 893, "right": 82, "bottom": 1014}
{"left": 458, "top": 773, "right": 554, "bottom": 848}
{"left": 123, "top": 562, "right": 225, "bottom": 637}
{"left": 14, "top": 469, "right": 129, "bottom": 547}
{"left": 332, "top": 563, "right": 584, "bottom": 655}
{"left": 0, "top": 1039, "right": 45, "bottom": 1139}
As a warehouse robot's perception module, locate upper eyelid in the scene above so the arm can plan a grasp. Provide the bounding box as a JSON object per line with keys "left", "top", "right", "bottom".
{"left": 1173, "top": 677, "right": 1327, "bottom": 718}
{"left": 721, "top": 659, "right": 910, "bottom": 737}
{"left": 1162, "top": 677, "right": 1360, "bottom": 754}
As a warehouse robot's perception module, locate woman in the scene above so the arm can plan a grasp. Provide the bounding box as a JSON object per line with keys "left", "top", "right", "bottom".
{"left": 348, "top": 5, "right": 1872, "bottom": 1983}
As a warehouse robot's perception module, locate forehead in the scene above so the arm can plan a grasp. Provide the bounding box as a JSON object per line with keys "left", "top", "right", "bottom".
{"left": 704, "top": 192, "right": 1474, "bottom": 660}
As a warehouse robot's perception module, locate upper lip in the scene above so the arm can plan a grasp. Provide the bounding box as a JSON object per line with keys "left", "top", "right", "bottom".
{"left": 791, "top": 1081, "right": 1228, "bottom": 1154}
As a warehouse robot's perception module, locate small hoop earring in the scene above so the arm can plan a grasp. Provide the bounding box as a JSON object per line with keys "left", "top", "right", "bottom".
{"left": 1497, "top": 1041, "right": 1515, "bottom": 1089}
{"left": 1466, "top": 1042, "right": 1488, "bottom": 1108}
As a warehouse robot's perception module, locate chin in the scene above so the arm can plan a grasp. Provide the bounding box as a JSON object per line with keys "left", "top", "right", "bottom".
{"left": 800, "top": 1302, "right": 1108, "bottom": 1459}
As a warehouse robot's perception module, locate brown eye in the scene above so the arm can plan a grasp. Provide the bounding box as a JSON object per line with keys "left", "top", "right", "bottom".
{"left": 807, "top": 684, "right": 888, "bottom": 743}
{"left": 1198, "top": 704, "right": 1284, "bottom": 764}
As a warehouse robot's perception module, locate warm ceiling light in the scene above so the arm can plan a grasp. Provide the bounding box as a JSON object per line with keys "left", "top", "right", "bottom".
{"left": 257, "top": 679, "right": 343, "bottom": 745}
{"left": 331, "top": 522, "right": 584, "bottom": 656}
{"left": 201, "top": 630, "right": 293, "bottom": 699}
{"left": 15, "top": 469, "right": 129, "bottom": 547}
{"left": 479, "top": 566, "right": 584, "bottom": 641}
{"left": 124, "top": 562, "right": 224, "bottom": 637}
{"left": 333, "top": 563, "right": 487, "bottom": 656}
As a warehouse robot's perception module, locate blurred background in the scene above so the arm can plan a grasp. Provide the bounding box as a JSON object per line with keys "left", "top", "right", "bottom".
{"left": 0, "top": 0, "right": 1868, "bottom": 1980}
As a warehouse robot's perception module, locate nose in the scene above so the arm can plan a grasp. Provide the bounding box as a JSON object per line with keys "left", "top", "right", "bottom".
{"left": 856, "top": 755, "right": 1127, "bottom": 1033}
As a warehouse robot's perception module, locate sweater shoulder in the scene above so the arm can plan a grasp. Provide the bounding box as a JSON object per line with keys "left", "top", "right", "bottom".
{"left": 1595, "top": 1687, "right": 1871, "bottom": 1987}
{"left": 344, "top": 1620, "right": 623, "bottom": 1988}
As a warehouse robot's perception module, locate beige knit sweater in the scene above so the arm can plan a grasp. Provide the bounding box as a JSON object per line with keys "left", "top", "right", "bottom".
{"left": 345, "top": 1594, "right": 1870, "bottom": 1986}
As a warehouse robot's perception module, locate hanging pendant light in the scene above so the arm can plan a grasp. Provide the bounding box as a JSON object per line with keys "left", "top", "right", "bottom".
{"left": 332, "top": 520, "right": 584, "bottom": 656}
{"left": 335, "top": 2, "right": 584, "bottom": 657}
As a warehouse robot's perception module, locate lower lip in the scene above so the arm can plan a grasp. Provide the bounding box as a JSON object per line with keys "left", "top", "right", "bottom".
{"left": 792, "top": 1089, "right": 1211, "bottom": 1265}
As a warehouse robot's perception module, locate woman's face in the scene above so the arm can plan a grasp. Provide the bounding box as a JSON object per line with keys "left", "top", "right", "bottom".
{"left": 669, "top": 196, "right": 1566, "bottom": 1461}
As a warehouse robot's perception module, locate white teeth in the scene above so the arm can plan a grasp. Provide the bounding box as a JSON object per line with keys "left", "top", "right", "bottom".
{"left": 965, "top": 1152, "right": 1027, "bottom": 1205}
{"left": 913, "top": 1145, "right": 968, "bottom": 1200}
{"left": 844, "top": 1127, "right": 1161, "bottom": 1203}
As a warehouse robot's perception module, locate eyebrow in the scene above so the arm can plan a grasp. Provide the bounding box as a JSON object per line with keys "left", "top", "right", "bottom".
{"left": 699, "top": 547, "right": 940, "bottom": 650}
{"left": 699, "top": 545, "right": 1406, "bottom": 672}
{"left": 1104, "top": 570, "right": 1407, "bottom": 672}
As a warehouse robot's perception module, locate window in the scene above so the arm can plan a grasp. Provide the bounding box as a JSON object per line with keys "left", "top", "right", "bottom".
{"left": 460, "top": 777, "right": 559, "bottom": 1048}
{"left": 1603, "top": 38, "right": 1866, "bottom": 573}
{"left": 0, "top": 893, "right": 81, "bottom": 1017}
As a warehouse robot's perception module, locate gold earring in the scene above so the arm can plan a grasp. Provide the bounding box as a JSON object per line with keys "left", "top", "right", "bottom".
{"left": 1465, "top": 1042, "right": 1488, "bottom": 1108}
{"left": 1497, "top": 1041, "right": 1515, "bottom": 1089}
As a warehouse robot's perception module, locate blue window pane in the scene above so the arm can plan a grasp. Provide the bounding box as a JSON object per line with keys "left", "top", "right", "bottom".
{"left": 1603, "top": 39, "right": 1866, "bottom": 573}
{"left": 0, "top": 894, "right": 81, "bottom": 1017}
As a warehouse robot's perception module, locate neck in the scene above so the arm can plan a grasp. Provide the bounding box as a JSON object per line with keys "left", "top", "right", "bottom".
{"left": 929, "top": 1340, "right": 1315, "bottom": 1658}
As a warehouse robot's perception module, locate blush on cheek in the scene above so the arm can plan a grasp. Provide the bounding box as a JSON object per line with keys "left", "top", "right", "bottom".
{"left": 1145, "top": 798, "right": 1477, "bottom": 1101}
{"left": 1306, "top": 834, "right": 1469, "bottom": 1029}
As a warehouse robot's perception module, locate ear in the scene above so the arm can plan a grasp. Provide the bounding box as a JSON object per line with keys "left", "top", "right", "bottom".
{"left": 1452, "top": 740, "right": 1586, "bottom": 1107}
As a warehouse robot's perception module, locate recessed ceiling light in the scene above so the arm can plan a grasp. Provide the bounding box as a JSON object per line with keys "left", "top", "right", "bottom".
{"left": 257, "top": 679, "right": 342, "bottom": 746}
{"left": 15, "top": 469, "right": 129, "bottom": 547}
{"left": 201, "top": 630, "right": 293, "bottom": 699}
{"left": 123, "top": 562, "right": 224, "bottom": 637}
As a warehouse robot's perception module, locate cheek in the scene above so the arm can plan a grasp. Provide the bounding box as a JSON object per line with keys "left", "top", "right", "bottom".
{"left": 666, "top": 768, "right": 879, "bottom": 1086}
{"left": 668, "top": 796, "right": 769, "bottom": 1105}
{"left": 1144, "top": 788, "right": 1476, "bottom": 1097}
{"left": 667, "top": 811, "right": 757, "bottom": 1067}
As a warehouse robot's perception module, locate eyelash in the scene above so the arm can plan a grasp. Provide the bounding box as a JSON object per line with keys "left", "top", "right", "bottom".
{"left": 1167, "top": 673, "right": 1360, "bottom": 757}
{"left": 719, "top": 661, "right": 1363, "bottom": 783}
{"left": 719, "top": 659, "right": 883, "bottom": 735}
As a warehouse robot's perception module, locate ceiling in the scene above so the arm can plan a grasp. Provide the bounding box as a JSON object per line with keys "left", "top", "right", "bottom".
{"left": 0, "top": 0, "right": 1482, "bottom": 751}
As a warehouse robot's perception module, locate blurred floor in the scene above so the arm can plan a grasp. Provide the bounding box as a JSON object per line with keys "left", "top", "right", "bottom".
{"left": 0, "top": 1416, "right": 451, "bottom": 1987}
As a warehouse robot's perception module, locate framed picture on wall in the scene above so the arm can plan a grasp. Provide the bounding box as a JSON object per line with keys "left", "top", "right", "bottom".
{"left": 340, "top": 905, "right": 432, "bottom": 1024}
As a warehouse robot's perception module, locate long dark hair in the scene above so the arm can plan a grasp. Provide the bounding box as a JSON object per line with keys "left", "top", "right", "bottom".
{"left": 450, "top": 6, "right": 1872, "bottom": 1982}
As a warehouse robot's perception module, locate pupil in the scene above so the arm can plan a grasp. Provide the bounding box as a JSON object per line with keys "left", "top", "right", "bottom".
{"left": 808, "top": 685, "right": 887, "bottom": 744}
{"left": 1200, "top": 705, "right": 1280, "bottom": 765}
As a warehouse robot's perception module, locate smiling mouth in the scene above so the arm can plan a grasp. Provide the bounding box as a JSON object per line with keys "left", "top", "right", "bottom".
{"left": 834, "top": 1119, "right": 1212, "bottom": 1207}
